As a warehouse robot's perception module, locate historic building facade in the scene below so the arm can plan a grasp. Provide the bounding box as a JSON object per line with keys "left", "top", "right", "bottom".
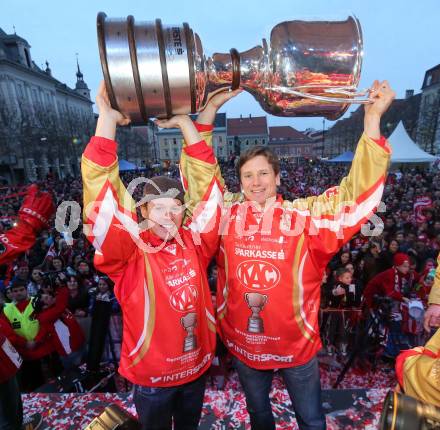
{"left": 268, "top": 126, "right": 315, "bottom": 159}
{"left": 0, "top": 27, "right": 94, "bottom": 183}
{"left": 226, "top": 115, "right": 268, "bottom": 156}
{"left": 156, "top": 113, "right": 227, "bottom": 162}
{"left": 416, "top": 64, "right": 440, "bottom": 154}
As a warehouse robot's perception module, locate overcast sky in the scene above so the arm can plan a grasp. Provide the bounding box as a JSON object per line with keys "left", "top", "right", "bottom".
{"left": 2, "top": 0, "right": 439, "bottom": 130}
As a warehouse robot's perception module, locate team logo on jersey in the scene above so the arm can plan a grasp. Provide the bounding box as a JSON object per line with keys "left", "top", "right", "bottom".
{"left": 236, "top": 260, "right": 280, "bottom": 290}
{"left": 324, "top": 186, "right": 339, "bottom": 198}
{"left": 169, "top": 284, "right": 198, "bottom": 312}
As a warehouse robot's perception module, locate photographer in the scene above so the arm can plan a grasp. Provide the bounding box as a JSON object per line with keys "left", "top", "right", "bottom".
{"left": 87, "top": 276, "right": 119, "bottom": 370}
{"left": 364, "top": 253, "right": 413, "bottom": 358}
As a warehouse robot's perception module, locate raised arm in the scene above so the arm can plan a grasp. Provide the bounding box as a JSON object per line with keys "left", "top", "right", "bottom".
{"left": 0, "top": 185, "right": 54, "bottom": 266}
{"left": 290, "top": 81, "right": 395, "bottom": 260}
{"left": 155, "top": 90, "right": 240, "bottom": 263}
{"left": 81, "top": 82, "right": 138, "bottom": 278}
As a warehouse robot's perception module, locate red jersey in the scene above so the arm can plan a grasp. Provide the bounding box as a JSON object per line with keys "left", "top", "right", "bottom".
{"left": 0, "top": 330, "right": 22, "bottom": 383}
{"left": 81, "top": 125, "right": 222, "bottom": 387}
{"left": 216, "top": 133, "right": 391, "bottom": 369}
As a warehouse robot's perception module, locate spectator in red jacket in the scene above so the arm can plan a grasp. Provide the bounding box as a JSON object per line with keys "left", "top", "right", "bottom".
{"left": 363, "top": 253, "right": 413, "bottom": 358}
{"left": 363, "top": 252, "right": 411, "bottom": 308}
{"left": 38, "top": 288, "right": 85, "bottom": 370}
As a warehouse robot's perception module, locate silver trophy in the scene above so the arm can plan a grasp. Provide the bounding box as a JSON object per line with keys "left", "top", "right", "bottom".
{"left": 97, "top": 13, "right": 368, "bottom": 124}
{"left": 245, "top": 292, "right": 268, "bottom": 333}
{"left": 181, "top": 312, "right": 197, "bottom": 352}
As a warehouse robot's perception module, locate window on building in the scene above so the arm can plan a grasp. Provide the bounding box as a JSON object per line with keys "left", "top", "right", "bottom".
{"left": 164, "top": 138, "right": 168, "bottom": 145}
{"left": 246, "top": 140, "right": 249, "bottom": 145}
{"left": 229, "top": 140, "right": 233, "bottom": 145}
{"left": 426, "top": 74, "right": 432, "bottom": 87}
{"left": 32, "top": 88, "right": 39, "bottom": 105}
{"left": 164, "top": 149, "right": 169, "bottom": 157}
{"left": 173, "top": 138, "right": 177, "bottom": 145}
{"left": 24, "top": 49, "right": 31, "bottom": 68}
{"left": 173, "top": 149, "right": 178, "bottom": 157}
{"left": 262, "top": 139, "right": 266, "bottom": 145}
{"left": 219, "top": 136, "right": 222, "bottom": 143}
{"left": 255, "top": 139, "right": 258, "bottom": 145}
{"left": 16, "top": 83, "right": 24, "bottom": 99}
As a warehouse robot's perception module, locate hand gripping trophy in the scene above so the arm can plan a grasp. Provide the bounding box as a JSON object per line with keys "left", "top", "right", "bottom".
{"left": 245, "top": 292, "right": 268, "bottom": 334}
{"left": 97, "top": 13, "right": 370, "bottom": 124}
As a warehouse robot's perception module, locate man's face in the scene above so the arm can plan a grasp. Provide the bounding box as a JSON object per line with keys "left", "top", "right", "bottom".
{"left": 141, "top": 198, "right": 184, "bottom": 241}
{"left": 41, "top": 293, "right": 55, "bottom": 308}
{"left": 78, "top": 262, "right": 89, "bottom": 275}
{"left": 385, "top": 218, "right": 394, "bottom": 228}
{"left": 389, "top": 241, "right": 399, "bottom": 253}
{"left": 17, "top": 266, "right": 29, "bottom": 279}
{"left": 52, "top": 259, "right": 63, "bottom": 271}
{"left": 240, "top": 155, "right": 280, "bottom": 206}
{"left": 397, "top": 262, "right": 410, "bottom": 275}
{"left": 339, "top": 272, "right": 352, "bottom": 285}
{"left": 31, "top": 269, "right": 42, "bottom": 282}
{"left": 12, "top": 286, "right": 28, "bottom": 302}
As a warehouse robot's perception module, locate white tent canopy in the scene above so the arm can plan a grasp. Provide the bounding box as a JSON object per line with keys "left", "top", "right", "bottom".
{"left": 388, "top": 122, "right": 437, "bottom": 163}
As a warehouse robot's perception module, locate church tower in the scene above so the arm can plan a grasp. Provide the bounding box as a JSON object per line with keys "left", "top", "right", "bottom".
{"left": 74, "top": 55, "right": 90, "bottom": 100}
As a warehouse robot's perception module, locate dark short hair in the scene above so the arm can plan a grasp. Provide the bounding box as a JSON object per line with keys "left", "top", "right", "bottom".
{"left": 236, "top": 146, "right": 280, "bottom": 179}
{"left": 10, "top": 279, "right": 28, "bottom": 290}
{"left": 336, "top": 267, "right": 351, "bottom": 279}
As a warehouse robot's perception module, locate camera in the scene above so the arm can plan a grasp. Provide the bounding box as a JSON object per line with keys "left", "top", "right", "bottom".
{"left": 373, "top": 295, "right": 394, "bottom": 323}
{"left": 379, "top": 391, "right": 440, "bottom": 430}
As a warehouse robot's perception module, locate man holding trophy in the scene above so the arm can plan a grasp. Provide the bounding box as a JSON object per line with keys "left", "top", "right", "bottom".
{"left": 81, "top": 81, "right": 239, "bottom": 429}
{"left": 213, "top": 79, "right": 395, "bottom": 430}
{"left": 96, "top": 12, "right": 396, "bottom": 430}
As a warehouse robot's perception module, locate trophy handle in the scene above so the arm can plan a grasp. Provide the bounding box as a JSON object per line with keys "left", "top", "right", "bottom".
{"left": 269, "top": 85, "right": 373, "bottom": 105}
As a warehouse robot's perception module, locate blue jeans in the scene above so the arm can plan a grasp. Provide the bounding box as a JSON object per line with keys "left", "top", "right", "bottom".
{"left": 233, "top": 356, "right": 326, "bottom": 430}
{"left": 0, "top": 375, "right": 23, "bottom": 430}
{"left": 133, "top": 373, "right": 206, "bottom": 430}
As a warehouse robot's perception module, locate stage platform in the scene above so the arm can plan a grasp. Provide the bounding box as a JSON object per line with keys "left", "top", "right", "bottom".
{"left": 23, "top": 358, "right": 395, "bottom": 429}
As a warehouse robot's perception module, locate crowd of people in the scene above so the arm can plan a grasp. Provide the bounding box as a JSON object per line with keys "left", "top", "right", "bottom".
{"left": 0, "top": 80, "right": 439, "bottom": 429}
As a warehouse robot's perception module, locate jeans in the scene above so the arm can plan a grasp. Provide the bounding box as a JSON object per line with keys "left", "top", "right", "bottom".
{"left": 133, "top": 373, "right": 206, "bottom": 430}
{"left": 0, "top": 375, "right": 23, "bottom": 430}
{"left": 233, "top": 356, "right": 326, "bottom": 430}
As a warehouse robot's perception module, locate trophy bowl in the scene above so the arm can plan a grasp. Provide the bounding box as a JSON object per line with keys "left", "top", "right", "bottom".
{"left": 97, "top": 12, "right": 366, "bottom": 124}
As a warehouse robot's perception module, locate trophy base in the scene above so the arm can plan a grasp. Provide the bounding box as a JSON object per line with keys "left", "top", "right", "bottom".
{"left": 247, "top": 318, "right": 264, "bottom": 334}
{"left": 183, "top": 335, "right": 197, "bottom": 352}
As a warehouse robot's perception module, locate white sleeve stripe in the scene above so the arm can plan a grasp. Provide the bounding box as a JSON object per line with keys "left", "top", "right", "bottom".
{"left": 310, "top": 183, "right": 384, "bottom": 232}
{"left": 91, "top": 187, "right": 140, "bottom": 251}
{"left": 189, "top": 180, "right": 222, "bottom": 234}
